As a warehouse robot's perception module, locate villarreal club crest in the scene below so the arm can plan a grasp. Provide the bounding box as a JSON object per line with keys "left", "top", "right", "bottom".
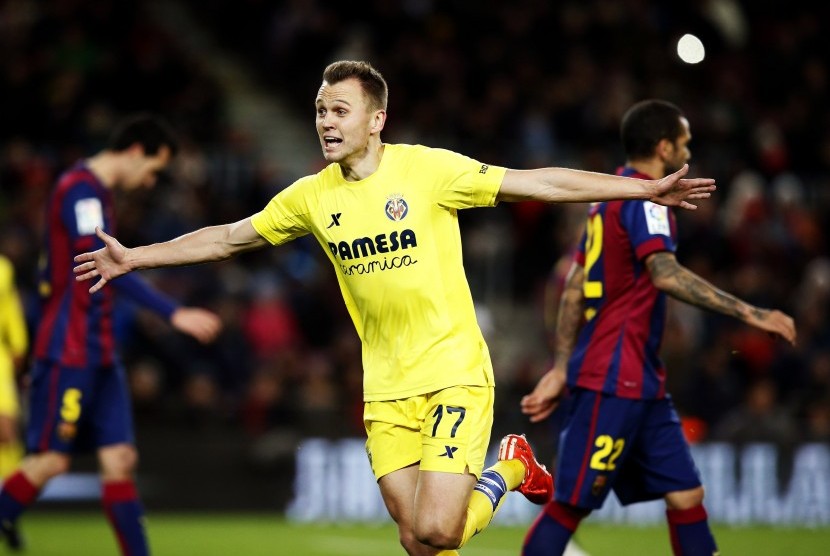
{"left": 385, "top": 193, "right": 408, "bottom": 221}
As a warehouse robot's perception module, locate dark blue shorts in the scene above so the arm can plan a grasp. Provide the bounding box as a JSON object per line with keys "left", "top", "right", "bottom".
{"left": 554, "top": 388, "right": 701, "bottom": 509}
{"left": 26, "top": 359, "right": 135, "bottom": 454}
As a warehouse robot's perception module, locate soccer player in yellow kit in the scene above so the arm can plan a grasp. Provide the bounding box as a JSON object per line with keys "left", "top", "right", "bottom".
{"left": 74, "top": 61, "right": 715, "bottom": 555}
{"left": 0, "top": 255, "right": 28, "bottom": 480}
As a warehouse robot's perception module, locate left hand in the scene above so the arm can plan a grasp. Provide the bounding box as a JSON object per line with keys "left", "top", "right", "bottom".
{"left": 170, "top": 307, "right": 223, "bottom": 344}
{"left": 649, "top": 164, "right": 716, "bottom": 210}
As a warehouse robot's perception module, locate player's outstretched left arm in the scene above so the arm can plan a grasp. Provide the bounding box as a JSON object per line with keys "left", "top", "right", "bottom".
{"left": 646, "top": 251, "right": 797, "bottom": 345}
{"left": 497, "top": 163, "right": 715, "bottom": 210}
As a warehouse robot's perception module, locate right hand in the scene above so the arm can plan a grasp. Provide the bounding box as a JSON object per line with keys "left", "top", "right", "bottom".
{"left": 520, "top": 366, "right": 568, "bottom": 423}
{"left": 73, "top": 227, "right": 131, "bottom": 293}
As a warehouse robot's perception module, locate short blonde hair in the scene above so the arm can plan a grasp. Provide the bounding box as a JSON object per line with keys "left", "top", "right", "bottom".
{"left": 322, "top": 60, "right": 388, "bottom": 111}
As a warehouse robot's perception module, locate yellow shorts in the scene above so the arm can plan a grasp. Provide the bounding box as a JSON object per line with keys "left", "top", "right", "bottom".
{"left": 364, "top": 385, "right": 494, "bottom": 481}
{"left": 0, "top": 358, "right": 19, "bottom": 417}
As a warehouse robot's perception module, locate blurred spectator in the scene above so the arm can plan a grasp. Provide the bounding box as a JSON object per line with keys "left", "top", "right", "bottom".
{"left": 295, "top": 351, "right": 341, "bottom": 438}
{"left": 240, "top": 361, "right": 293, "bottom": 437}
{"left": 801, "top": 395, "right": 830, "bottom": 444}
{"left": 676, "top": 336, "right": 746, "bottom": 433}
{"left": 711, "top": 377, "right": 799, "bottom": 450}
{"left": 243, "top": 277, "right": 303, "bottom": 362}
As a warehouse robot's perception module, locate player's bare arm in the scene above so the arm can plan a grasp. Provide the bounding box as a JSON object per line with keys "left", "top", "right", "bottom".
{"left": 551, "top": 262, "right": 585, "bottom": 368}
{"left": 521, "top": 263, "right": 585, "bottom": 423}
{"left": 497, "top": 163, "right": 715, "bottom": 210}
{"left": 646, "top": 251, "right": 797, "bottom": 345}
{"left": 73, "top": 218, "right": 268, "bottom": 294}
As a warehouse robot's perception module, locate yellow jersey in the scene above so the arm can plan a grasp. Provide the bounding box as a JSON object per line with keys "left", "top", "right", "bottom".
{"left": 0, "top": 255, "right": 27, "bottom": 415}
{"left": 252, "top": 144, "right": 506, "bottom": 401}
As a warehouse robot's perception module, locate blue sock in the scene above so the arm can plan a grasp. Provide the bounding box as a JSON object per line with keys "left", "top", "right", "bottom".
{"left": 667, "top": 505, "right": 718, "bottom": 555}
{"left": 102, "top": 480, "right": 149, "bottom": 556}
{"left": 523, "top": 501, "right": 584, "bottom": 556}
{"left": 473, "top": 470, "right": 509, "bottom": 510}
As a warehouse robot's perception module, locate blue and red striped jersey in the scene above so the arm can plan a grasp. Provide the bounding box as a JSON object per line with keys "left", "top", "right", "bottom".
{"left": 35, "top": 163, "right": 117, "bottom": 366}
{"left": 34, "top": 163, "right": 179, "bottom": 367}
{"left": 567, "top": 167, "right": 677, "bottom": 400}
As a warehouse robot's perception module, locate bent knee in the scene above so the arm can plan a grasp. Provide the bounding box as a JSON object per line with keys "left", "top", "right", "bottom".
{"left": 398, "top": 529, "right": 424, "bottom": 554}
{"left": 99, "top": 444, "right": 139, "bottom": 478}
{"left": 49, "top": 455, "right": 72, "bottom": 476}
{"left": 21, "top": 452, "right": 71, "bottom": 482}
{"left": 413, "top": 521, "right": 462, "bottom": 550}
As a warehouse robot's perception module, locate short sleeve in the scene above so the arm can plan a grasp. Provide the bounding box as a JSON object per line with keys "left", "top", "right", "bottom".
{"left": 61, "top": 181, "right": 105, "bottom": 240}
{"left": 419, "top": 147, "right": 506, "bottom": 209}
{"left": 620, "top": 201, "right": 677, "bottom": 261}
{"left": 250, "top": 178, "right": 314, "bottom": 246}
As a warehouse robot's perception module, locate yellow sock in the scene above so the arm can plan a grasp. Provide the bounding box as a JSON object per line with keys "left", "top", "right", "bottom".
{"left": 0, "top": 441, "right": 23, "bottom": 479}
{"left": 492, "top": 459, "right": 525, "bottom": 490}
{"left": 458, "top": 460, "right": 525, "bottom": 546}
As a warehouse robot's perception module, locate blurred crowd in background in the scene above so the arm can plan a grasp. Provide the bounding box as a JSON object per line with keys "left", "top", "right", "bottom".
{"left": 0, "top": 0, "right": 828, "bottom": 474}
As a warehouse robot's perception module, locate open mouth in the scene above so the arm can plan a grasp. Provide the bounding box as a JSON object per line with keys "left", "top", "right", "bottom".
{"left": 323, "top": 136, "right": 342, "bottom": 146}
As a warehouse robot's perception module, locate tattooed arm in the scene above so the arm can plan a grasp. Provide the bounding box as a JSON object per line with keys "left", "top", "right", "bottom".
{"left": 551, "top": 262, "right": 586, "bottom": 368}
{"left": 521, "top": 261, "right": 585, "bottom": 423}
{"left": 645, "top": 251, "right": 796, "bottom": 345}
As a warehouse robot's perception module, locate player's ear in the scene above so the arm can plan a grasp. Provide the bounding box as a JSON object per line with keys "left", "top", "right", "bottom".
{"left": 371, "top": 110, "right": 386, "bottom": 134}
{"left": 126, "top": 142, "right": 146, "bottom": 158}
{"left": 656, "top": 138, "right": 674, "bottom": 160}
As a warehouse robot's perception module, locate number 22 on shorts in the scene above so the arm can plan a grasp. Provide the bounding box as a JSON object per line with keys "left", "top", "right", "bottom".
{"left": 590, "top": 434, "right": 624, "bottom": 471}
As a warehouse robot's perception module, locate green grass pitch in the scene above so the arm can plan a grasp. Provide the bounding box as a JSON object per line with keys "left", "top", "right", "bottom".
{"left": 9, "top": 512, "right": 829, "bottom": 555}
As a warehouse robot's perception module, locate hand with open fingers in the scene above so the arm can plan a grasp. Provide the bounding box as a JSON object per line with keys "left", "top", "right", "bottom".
{"left": 649, "top": 164, "right": 716, "bottom": 210}
{"left": 73, "top": 227, "right": 130, "bottom": 293}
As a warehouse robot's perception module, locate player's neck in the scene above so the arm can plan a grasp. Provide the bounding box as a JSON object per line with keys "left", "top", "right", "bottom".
{"left": 85, "top": 152, "right": 119, "bottom": 189}
{"left": 339, "top": 141, "right": 385, "bottom": 182}
{"left": 625, "top": 159, "right": 665, "bottom": 180}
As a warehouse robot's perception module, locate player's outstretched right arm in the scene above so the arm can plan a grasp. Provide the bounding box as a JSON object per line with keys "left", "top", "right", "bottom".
{"left": 73, "top": 218, "right": 269, "bottom": 293}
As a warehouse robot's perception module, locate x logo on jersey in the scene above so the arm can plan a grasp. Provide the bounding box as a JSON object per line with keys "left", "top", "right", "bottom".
{"left": 439, "top": 445, "right": 458, "bottom": 458}
{"left": 327, "top": 213, "right": 342, "bottom": 228}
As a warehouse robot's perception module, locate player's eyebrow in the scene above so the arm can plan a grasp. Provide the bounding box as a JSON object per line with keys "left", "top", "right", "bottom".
{"left": 317, "top": 98, "right": 353, "bottom": 107}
